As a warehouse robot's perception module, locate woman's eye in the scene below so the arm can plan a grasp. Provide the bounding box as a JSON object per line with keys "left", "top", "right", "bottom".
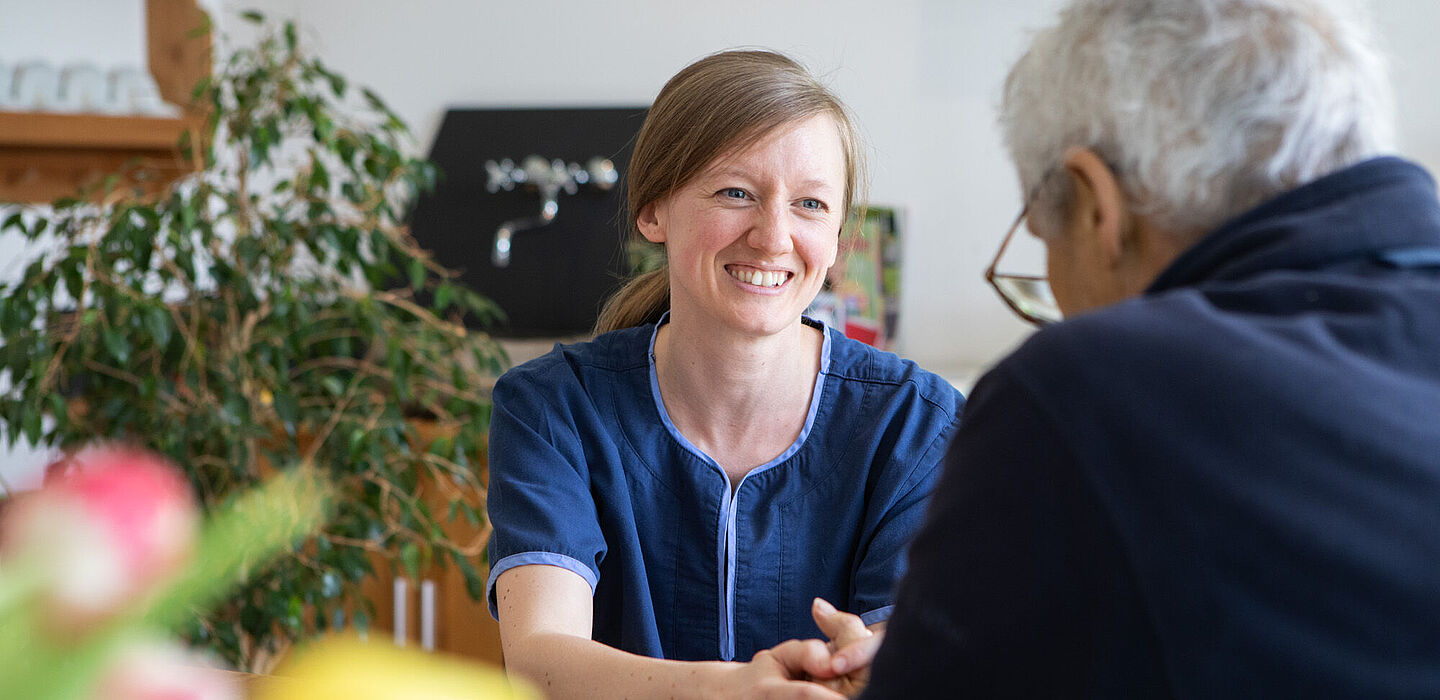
{"left": 799, "top": 198, "right": 827, "bottom": 211}
{"left": 721, "top": 188, "right": 748, "bottom": 199}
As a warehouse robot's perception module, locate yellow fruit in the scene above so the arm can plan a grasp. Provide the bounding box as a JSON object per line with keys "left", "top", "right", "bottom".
{"left": 253, "top": 635, "right": 537, "bottom": 700}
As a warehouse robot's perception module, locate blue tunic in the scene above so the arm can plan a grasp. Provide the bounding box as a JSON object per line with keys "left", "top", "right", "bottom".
{"left": 486, "top": 317, "right": 964, "bottom": 662}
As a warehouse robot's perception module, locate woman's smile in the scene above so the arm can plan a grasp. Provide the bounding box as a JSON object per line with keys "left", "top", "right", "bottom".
{"left": 725, "top": 264, "right": 793, "bottom": 290}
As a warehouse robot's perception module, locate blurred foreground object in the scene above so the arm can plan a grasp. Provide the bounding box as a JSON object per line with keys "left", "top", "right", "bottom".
{"left": 0, "top": 446, "right": 331, "bottom": 700}
{"left": 3, "top": 448, "right": 196, "bottom": 629}
{"left": 256, "top": 635, "right": 536, "bottom": 700}
{"left": 92, "top": 638, "right": 241, "bottom": 700}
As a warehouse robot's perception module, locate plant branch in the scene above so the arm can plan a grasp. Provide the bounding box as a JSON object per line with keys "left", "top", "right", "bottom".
{"left": 370, "top": 290, "right": 466, "bottom": 338}
{"left": 80, "top": 360, "right": 186, "bottom": 414}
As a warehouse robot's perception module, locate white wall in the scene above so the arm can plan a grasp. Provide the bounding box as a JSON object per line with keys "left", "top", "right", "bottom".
{"left": 4, "top": 0, "right": 1440, "bottom": 486}
{"left": 0, "top": 1, "right": 146, "bottom": 68}
{"left": 218, "top": 0, "right": 1062, "bottom": 378}
{"left": 215, "top": 0, "right": 1440, "bottom": 375}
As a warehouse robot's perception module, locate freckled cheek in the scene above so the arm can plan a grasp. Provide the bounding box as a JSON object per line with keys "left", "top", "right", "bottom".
{"left": 700, "top": 217, "right": 750, "bottom": 250}
{"left": 801, "top": 232, "right": 839, "bottom": 275}
{"left": 673, "top": 223, "right": 734, "bottom": 266}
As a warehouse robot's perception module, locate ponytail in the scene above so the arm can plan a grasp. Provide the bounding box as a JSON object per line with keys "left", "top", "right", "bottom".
{"left": 593, "top": 267, "right": 670, "bottom": 335}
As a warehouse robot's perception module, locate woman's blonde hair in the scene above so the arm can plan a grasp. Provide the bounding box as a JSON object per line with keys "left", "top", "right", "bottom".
{"left": 593, "top": 49, "right": 866, "bottom": 334}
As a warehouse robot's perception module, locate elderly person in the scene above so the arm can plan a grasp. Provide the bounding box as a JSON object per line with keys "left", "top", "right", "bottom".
{"left": 486, "top": 49, "right": 963, "bottom": 699}
{"left": 832, "top": 0, "right": 1440, "bottom": 696}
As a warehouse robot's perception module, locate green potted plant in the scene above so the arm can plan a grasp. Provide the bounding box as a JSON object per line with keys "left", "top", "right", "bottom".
{"left": 0, "top": 12, "right": 506, "bottom": 672}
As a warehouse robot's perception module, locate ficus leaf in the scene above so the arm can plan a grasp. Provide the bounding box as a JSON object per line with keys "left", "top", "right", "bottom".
{"left": 400, "top": 541, "right": 421, "bottom": 580}
{"left": 145, "top": 306, "right": 173, "bottom": 350}
{"left": 449, "top": 549, "right": 485, "bottom": 599}
{"left": 22, "top": 408, "right": 42, "bottom": 444}
{"left": 101, "top": 326, "right": 132, "bottom": 363}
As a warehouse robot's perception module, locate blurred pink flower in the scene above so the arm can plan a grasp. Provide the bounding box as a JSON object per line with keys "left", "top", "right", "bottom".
{"left": 93, "top": 638, "right": 242, "bottom": 700}
{"left": 2, "top": 447, "right": 199, "bottom": 628}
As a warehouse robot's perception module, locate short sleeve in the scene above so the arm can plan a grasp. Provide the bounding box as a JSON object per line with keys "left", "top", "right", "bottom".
{"left": 484, "top": 362, "right": 608, "bottom": 619}
{"left": 849, "top": 412, "right": 960, "bottom": 625}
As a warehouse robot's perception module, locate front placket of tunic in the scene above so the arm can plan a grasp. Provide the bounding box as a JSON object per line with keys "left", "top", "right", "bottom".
{"left": 664, "top": 406, "right": 830, "bottom": 660}
{"left": 717, "top": 455, "right": 790, "bottom": 659}
{"left": 653, "top": 399, "right": 743, "bottom": 659}
{"left": 647, "top": 318, "right": 832, "bottom": 661}
{"left": 715, "top": 423, "right": 822, "bottom": 658}
{"left": 718, "top": 477, "right": 739, "bottom": 660}
{"left": 720, "top": 474, "right": 751, "bottom": 661}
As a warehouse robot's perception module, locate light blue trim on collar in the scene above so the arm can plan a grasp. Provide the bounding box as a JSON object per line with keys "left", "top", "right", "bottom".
{"left": 645, "top": 312, "right": 832, "bottom": 472}
{"left": 647, "top": 312, "right": 722, "bottom": 473}
{"left": 646, "top": 311, "right": 833, "bottom": 660}
{"left": 485, "top": 551, "right": 599, "bottom": 621}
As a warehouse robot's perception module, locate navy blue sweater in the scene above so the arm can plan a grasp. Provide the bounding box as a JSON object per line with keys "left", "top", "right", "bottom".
{"left": 864, "top": 157, "right": 1440, "bottom": 698}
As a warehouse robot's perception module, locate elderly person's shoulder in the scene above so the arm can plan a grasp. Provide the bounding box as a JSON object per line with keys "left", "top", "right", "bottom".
{"left": 1022, "top": 292, "right": 1220, "bottom": 352}
{"left": 986, "top": 293, "right": 1239, "bottom": 401}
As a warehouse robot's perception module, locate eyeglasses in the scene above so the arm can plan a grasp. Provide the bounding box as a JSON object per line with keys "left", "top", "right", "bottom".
{"left": 985, "top": 204, "right": 1062, "bottom": 327}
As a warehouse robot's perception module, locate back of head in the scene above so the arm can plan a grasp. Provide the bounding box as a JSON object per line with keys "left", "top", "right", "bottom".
{"left": 593, "top": 49, "right": 865, "bottom": 334}
{"left": 1000, "top": 0, "right": 1396, "bottom": 240}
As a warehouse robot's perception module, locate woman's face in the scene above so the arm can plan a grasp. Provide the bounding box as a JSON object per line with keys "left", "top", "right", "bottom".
{"left": 637, "top": 113, "right": 847, "bottom": 338}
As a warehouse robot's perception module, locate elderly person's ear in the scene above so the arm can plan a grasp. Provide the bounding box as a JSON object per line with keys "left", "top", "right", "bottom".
{"left": 1061, "top": 146, "right": 1129, "bottom": 265}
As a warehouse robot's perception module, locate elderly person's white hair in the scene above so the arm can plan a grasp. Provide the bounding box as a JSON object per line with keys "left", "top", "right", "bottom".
{"left": 1001, "top": 0, "right": 1396, "bottom": 240}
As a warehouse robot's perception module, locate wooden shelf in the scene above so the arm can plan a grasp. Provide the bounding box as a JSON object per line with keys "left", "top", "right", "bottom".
{"left": 0, "top": 111, "right": 195, "bottom": 151}
{"left": 0, "top": 0, "right": 210, "bottom": 204}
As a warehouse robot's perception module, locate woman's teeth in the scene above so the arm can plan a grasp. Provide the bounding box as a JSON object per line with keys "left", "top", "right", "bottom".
{"left": 728, "top": 268, "right": 788, "bottom": 288}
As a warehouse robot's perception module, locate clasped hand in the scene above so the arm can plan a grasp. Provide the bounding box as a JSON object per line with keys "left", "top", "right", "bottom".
{"left": 734, "top": 598, "right": 884, "bottom": 699}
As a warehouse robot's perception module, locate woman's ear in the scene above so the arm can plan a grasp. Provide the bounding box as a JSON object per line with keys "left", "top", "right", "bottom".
{"left": 637, "top": 201, "right": 667, "bottom": 244}
{"left": 1061, "top": 146, "right": 1128, "bottom": 265}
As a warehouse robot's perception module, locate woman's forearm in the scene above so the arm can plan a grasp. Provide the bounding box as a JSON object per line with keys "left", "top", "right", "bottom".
{"left": 493, "top": 566, "right": 840, "bottom": 699}
{"left": 505, "top": 631, "right": 737, "bottom": 700}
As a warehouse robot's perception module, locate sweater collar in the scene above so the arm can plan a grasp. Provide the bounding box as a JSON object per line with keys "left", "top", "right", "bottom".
{"left": 1147, "top": 157, "right": 1440, "bottom": 293}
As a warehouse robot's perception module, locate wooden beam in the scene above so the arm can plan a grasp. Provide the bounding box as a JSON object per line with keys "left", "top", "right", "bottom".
{"left": 146, "top": 0, "right": 213, "bottom": 112}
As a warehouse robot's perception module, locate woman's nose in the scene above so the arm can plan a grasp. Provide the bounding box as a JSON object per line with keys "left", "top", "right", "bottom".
{"left": 746, "top": 204, "right": 795, "bottom": 256}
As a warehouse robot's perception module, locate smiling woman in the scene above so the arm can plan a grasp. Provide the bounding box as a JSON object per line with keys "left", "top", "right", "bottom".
{"left": 593, "top": 50, "right": 865, "bottom": 335}
{"left": 640, "top": 113, "right": 846, "bottom": 340}
{"left": 483, "top": 49, "right": 964, "bottom": 700}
